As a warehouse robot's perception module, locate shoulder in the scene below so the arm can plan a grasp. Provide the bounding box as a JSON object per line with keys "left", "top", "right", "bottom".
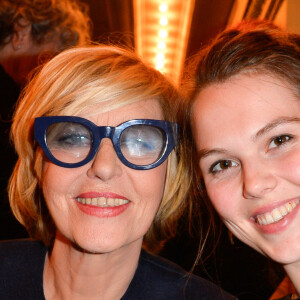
{"left": 273, "top": 296, "right": 299, "bottom": 300}
{"left": 0, "top": 239, "right": 46, "bottom": 298}
{"left": 124, "top": 250, "right": 236, "bottom": 300}
{"left": 0, "top": 238, "right": 46, "bottom": 261}
{"left": 0, "top": 238, "right": 47, "bottom": 275}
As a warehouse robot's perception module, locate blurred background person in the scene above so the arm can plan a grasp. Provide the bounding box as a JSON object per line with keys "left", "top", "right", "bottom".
{"left": 0, "top": 0, "right": 92, "bottom": 240}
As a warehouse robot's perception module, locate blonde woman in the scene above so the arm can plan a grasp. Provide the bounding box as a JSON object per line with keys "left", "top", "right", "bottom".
{"left": 1, "top": 45, "right": 235, "bottom": 299}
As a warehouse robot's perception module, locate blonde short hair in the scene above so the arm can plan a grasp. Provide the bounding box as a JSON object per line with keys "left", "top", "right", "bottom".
{"left": 9, "top": 45, "right": 190, "bottom": 251}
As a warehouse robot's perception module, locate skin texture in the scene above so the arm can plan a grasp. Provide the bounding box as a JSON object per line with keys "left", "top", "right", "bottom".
{"left": 191, "top": 73, "right": 300, "bottom": 292}
{"left": 42, "top": 99, "right": 168, "bottom": 299}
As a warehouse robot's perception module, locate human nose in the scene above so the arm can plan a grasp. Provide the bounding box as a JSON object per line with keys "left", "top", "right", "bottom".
{"left": 242, "top": 160, "right": 277, "bottom": 199}
{"left": 87, "top": 139, "right": 122, "bottom": 181}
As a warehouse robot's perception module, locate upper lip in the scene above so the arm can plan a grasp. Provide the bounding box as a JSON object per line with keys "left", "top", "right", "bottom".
{"left": 251, "top": 197, "right": 300, "bottom": 218}
{"left": 76, "top": 192, "right": 129, "bottom": 200}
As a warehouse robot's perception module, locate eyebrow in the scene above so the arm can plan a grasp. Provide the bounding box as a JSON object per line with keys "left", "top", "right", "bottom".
{"left": 254, "top": 117, "right": 300, "bottom": 140}
{"left": 197, "top": 148, "right": 229, "bottom": 160}
{"left": 197, "top": 117, "right": 300, "bottom": 160}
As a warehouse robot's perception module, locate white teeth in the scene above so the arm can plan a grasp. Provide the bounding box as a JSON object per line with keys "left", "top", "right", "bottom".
{"left": 286, "top": 203, "right": 293, "bottom": 213}
{"left": 107, "top": 198, "right": 115, "bottom": 206}
{"left": 265, "top": 213, "right": 273, "bottom": 224}
{"left": 255, "top": 199, "right": 300, "bottom": 225}
{"left": 76, "top": 197, "right": 129, "bottom": 207}
{"left": 272, "top": 208, "right": 283, "bottom": 222}
{"left": 98, "top": 197, "right": 106, "bottom": 206}
{"left": 279, "top": 206, "right": 288, "bottom": 216}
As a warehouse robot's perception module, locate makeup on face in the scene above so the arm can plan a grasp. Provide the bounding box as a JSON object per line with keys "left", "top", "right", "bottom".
{"left": 75, "top": 192, "right": 130, "bottom": 218}
{"left": 42, "top": 99, "right": 169, "bottom": 254}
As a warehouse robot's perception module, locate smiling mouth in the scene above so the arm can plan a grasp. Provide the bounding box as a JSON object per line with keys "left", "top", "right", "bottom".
{"left": 254, "top": 199, "right": 300, "bottom": 225}
{"left": 76, "top": 197, "right": 129, "bottom": 207}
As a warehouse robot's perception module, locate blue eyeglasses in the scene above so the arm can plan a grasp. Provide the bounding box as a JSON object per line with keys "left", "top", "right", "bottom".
{"left": 34, "top": 116, "right": 178, "bottom": 170}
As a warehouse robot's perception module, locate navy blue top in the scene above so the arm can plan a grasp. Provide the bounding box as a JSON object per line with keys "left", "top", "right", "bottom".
{"left": 0, "top": 239, "right": 236, "bottom": 299}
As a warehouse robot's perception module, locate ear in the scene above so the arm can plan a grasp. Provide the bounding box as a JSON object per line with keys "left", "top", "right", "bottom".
{"left": 11, "top": 19, "right": 32, "bottom": 51}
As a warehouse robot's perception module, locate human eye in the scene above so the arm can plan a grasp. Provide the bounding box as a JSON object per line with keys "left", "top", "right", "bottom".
{"left": 47, "top": 123, "right": 92, "bottom": 149}
{"left": 268, "top": 135, "right": 293, "bottom": 149}
{"left": 120, "top": 125, "right": 164, "bottom": 157}
{"left": 209, "top": 159, "right": 239, "bottom": 174}
{"left": 58, "top": 133, "right": 90, "bottom": 147}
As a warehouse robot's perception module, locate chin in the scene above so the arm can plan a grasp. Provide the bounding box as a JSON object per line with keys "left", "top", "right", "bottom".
{"left": 71, "top": 239, "right": 113, "bottom": 254}
{"left": 71, "top": 234, "right": 125, "bottom": 254}
{"left": 57, "top": 229, "right": 122, "bottom": 254}
{"left": 269, "top": 250, "right": 300, "bottom": 265}
{"left": 260, "top": 240, "right": 300, "bottom": 266}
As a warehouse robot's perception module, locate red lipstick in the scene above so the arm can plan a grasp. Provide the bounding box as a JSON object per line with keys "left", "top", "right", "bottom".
{"left": 75, "top": 192, "right": 130, "bottom": 218}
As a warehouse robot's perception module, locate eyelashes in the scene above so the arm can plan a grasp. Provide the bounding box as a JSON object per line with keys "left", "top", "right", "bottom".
{"left": 208, "top": 134, "right": 294, "bottom": 175}
{"left": 209, "top": 160, "right": 238, "bottom": 174}
{"left": 268, "top": 134, "right": 293, "bottom": 149}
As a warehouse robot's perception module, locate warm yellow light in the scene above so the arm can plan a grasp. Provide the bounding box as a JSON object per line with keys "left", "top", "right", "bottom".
{"left": 157, "top": 41, "right": 166, "bottom": 50}
{"left": 159, "top": 3, "right": 168, "bottom": 13}
{"left": 134, "top": 0, "right": 195, "bottom": 85}
{"left": 159, "top": 16, "right": 168, "bottom": 26}
{"left": 155, "top": 61, "right": 165, "bottom": 70}
{"left": 159, "top": 29, "right": 168, "bottom": 39}
{"left": 156, "top": 53, "right": 165, "bottom": 60}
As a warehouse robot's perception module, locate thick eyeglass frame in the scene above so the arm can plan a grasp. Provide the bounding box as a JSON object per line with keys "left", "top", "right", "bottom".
{"left": 34, "top": 116, "right": 178, "bottom": 170}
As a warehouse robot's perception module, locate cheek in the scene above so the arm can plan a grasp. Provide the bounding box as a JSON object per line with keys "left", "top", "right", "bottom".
{"left": 142, "top": 165, "right": 166, "bottom": 200}
{"left": 205, "top": 179, "right": 241, "bottom": 220}
{"left": 42, "top": 162, "right": 76, "bottom": 212}
{"left": 153, "top": 165, "right": 168, "bottom": 197}
{"left": 280, "top": 149, "right": 300, "bottom": 185}
{"left": 131, "top": 163, "right": 167, "bottom": 213}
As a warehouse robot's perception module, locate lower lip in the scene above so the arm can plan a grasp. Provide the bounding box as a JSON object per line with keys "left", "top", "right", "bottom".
{"left": 75, "top": 200, "right": 130, "bottom": 218}
{"left": 253, "top": 202, "right": 300, "bottom": 234}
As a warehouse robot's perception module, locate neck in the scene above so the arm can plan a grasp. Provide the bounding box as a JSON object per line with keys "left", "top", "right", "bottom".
{"left": 43, "top": 233, "right": 142, "bottom": 300}
{"left": 284, "top": 261, "right": 300, "bottom": 296}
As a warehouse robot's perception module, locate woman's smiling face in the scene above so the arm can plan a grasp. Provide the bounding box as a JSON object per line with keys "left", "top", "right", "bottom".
{"left": 191, "top": 73, "right": 300, "bottom": 264}
{"left": 42, "top": 99, "right": 168, "bottom": 254}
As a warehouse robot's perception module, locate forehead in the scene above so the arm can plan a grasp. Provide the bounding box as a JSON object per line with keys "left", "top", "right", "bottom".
{"left": 191, "top": 73, "right": 300, "bottom": 145}
{"left": 80, "top": 98, "right": 164, "bottom": 125}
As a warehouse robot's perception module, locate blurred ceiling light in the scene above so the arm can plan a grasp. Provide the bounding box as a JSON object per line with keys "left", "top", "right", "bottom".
{"left": 159, "top": 29, "right": 168, "bottom": 38}
{"left": 160, "top": 16, "right": 168, "bottom": 26}
{"left": 134, "top": 0, "right": 195, "bottom": 85}
{"left": 159, "top": 3, "right": 168, "bottom": 13}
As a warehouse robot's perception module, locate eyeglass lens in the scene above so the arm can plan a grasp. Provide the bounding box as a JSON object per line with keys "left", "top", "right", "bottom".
{"left": 46, "top": 122, "right": 166, "bottom": 166}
